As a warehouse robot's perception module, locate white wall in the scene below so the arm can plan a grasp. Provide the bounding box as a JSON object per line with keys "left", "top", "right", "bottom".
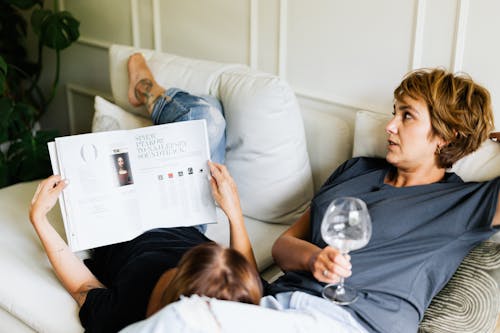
{"left": 40, "top": 0, "right": 500, "bottom": 136}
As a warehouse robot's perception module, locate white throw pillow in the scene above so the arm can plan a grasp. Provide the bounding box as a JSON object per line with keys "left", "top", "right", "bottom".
{"left": 92, "top": 96, "right": 151, "bottom": 132}
{"left": 107, "top": 44, "right": 314, "bottom": 224}
{"left": 216, "top": 69, "right": 313, "bottom": 224}
{"left": 352, "top": 110, "right": 500, "bottom": 181}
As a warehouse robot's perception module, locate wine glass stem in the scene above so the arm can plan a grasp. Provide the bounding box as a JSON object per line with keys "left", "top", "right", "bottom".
{"left": 336, "top": 252, "right": 348, "bottom": 295}
{"left": 336, "top": 277, "right": 346, "bottom": 295}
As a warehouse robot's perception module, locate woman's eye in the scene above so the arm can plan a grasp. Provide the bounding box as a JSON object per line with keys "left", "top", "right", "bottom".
{"left": 403, "top": 112, "right": 412, "bottom": 120}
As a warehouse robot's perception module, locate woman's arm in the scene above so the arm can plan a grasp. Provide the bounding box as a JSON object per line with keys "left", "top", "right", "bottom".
{"left": 272, "top": 209, "right": 352, "bottom": 283}
{"left": 29, "top": 175, "right": 105, "bottom": 306}
{"left": 208, "top": 161, "right": 257, "bottom": 270}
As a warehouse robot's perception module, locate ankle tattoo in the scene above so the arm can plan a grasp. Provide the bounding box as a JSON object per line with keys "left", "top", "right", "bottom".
{"left": 134, "top": 79, "right": 154, "bottom": 105}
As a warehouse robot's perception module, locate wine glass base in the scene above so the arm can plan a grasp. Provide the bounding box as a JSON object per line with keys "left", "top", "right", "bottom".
{"left": 322, "top": 284, "right": 359, "bottom": 305}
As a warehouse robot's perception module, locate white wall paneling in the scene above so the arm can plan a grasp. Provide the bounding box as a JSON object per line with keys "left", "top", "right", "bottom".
{"left": 278, "top": 0, "right": 288, "bottom": 79}
{"left": 62, "top": 0, "right": 135, "bottom": 50}
{"left": 130, "top": 0, "right": 141, "bottom": 47}
{"left": 451, "top": 0, "right": 469, "bottom": 73}
{"left": 152, "top": 0, "right": 162, "bottom": 51}
{"left": 41, "top": 0, "right": 500, "bottom": 134}
{"left": 411, "top": 0, "right": 426, "bottom": 70}
{"left": 250, "top": 0, "right": 259, "bottom": 69}
{"left": 460, "top": 0, "right": 500, "bottom": 129}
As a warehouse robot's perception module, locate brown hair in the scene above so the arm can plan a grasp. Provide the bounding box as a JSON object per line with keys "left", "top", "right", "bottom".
{"left": 394, "top": 68, "right": 494, "bottom": 168}
{"left": 160, "top": 242, "right": 262, "bottom": 306}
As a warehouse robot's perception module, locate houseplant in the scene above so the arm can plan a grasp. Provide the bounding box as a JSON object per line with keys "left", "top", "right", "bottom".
{"left": 0, "top": 0, "right": 79, "bottom": 187}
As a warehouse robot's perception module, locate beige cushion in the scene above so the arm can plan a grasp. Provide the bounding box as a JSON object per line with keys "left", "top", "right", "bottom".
{"left": 419, "top": 241, "right": 500, "bottom": 333}
{"left": 0, "top": 181, "right": 83, "bottom": 333}
{"left": 92, "top": 96, "right": 151, "bottom": 132}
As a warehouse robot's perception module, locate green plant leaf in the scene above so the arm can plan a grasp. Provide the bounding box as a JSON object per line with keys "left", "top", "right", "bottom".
{"left": 5, "top": 0, "right": 42, "bottom": 10}
{"left": 0, "top": 3, "right": 28, "bottom": 65}
{"left": 0, "top": 56, "right": 6, "bottom": 95}
{"left": 8, "top": 102, "right": 37, "bottom": 140}
{"left": 30, "top": 8, "right": 51, "bottom": 36}
{"left": 7, "top": 129, "right": 57, "bottom": 182}
{"left": 32, "top": 9, "right": 80, "bottom": 50}
{"left": 0, "top": 151, "right": 9, "bottom": 188}
{"left": 0, "top": 97, "right": 14, "bottom": 143}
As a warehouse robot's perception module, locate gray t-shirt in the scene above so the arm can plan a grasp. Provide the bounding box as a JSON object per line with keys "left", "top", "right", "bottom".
{"left": 266, "top": 157, "right": 499, "bottom": 333}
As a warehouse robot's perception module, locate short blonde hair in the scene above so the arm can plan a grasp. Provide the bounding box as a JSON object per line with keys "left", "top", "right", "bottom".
{"left": 160, "top": 242, "right": 262, "bottom": 306}
{"left": 394, "top": 68, "right": 494, "bottom": 168}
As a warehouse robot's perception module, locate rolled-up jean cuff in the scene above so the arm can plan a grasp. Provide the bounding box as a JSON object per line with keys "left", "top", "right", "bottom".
{"left": 150, "top": 88, "right": 191, "bottom": 125}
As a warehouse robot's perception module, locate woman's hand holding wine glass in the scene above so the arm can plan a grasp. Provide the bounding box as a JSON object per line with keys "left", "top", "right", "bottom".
{"left": 308, "top": 246, "right": 352, "bottom": 284}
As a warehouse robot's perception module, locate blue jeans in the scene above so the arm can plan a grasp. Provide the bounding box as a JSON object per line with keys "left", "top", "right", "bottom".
{"left": 151, "top": 88, "right": 226, "bottom": 233}
{"left": 151, "top": 88, "right": 226, "bottom": 164}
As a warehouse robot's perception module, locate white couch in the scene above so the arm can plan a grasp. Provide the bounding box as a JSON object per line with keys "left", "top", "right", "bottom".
{"left": 0, "top": 44, "right": 499, "bottom": 332}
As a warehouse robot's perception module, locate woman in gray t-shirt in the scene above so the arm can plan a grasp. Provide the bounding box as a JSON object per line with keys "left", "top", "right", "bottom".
{"left": 269, "top": 68, "right": 500, "bottom": 333}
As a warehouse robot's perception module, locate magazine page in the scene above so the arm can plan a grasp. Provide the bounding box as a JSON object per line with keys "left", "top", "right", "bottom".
{"left": 55, "top": 130, "right": 143, "bottom": 251}
{"left": 127, "top": 119, "right": 216, "bottom": 232}
{"left": 48, "top": 142, "right": 72, "bottom": 244}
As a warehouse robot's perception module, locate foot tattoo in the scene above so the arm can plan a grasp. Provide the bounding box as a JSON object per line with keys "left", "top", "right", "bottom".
{"left": 134, "top": 79, "right": 154, "bottom": 106}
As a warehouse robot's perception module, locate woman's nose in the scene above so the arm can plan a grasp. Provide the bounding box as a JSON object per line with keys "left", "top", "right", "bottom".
{"left": 385, "top": 117, "right": 398, "bottom": 134}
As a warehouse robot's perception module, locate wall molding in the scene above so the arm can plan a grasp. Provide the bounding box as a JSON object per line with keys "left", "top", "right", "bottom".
{"left": 130, "top": 0, "right": 141, "bottom": 47}
{"left": 452, "top": 0, "right": 469, "bottom": 72}
{"left": 249, "top": 0, "right": 259, "bottom": 69}
{"left": 66, "top": 83, "right": 114, "bottom": 134}
{"left": 77, "top": 37, "right": 112, "bottom": 50}
{"left": 295, "top": 88, "right": 378, "bottom": 114}
{"left": 61, "top": 0, "right": 142, "bottom": 50}
{"left": 278, "top": 0, "right": 288, "bottom": 79}
{"left": 411, "top": 0, "right": 426, "bottom": 70}
{"left": 152, "top": 0, "right": 162, "bottom": 51}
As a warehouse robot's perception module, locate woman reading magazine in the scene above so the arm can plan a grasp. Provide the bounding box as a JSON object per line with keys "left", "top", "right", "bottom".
{"left": 29, "top": 54, "right": 262, "bottom": 333}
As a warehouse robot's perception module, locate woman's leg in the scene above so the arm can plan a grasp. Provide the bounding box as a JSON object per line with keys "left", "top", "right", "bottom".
{"left": 127, "top": 53, "right": 226, "bottom": 164}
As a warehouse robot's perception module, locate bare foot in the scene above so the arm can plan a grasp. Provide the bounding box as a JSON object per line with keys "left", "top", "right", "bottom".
{"left": 127, "top": 53, "right": 164, "bottom": 109}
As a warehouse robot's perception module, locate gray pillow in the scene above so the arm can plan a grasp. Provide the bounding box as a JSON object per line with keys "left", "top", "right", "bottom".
{"left": 419, "top": 241, "right": 500, "bottom": 333}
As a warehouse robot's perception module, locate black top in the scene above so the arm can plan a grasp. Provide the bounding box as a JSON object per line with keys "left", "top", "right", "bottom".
{"left": 267, "top": 157, "right": 500, "bottom": 333}
{"left": 79, "top": 227, "right": 211, "bottom": 333}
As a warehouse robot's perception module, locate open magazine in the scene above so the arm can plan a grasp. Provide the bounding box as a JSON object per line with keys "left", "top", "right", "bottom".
{"left": 49, "top": 119, "right": 216, "bottom": 252}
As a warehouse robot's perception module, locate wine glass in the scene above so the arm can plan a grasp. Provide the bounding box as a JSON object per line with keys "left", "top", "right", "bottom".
{"left": 320, "top": 197, "right": 372, "bottom": 305}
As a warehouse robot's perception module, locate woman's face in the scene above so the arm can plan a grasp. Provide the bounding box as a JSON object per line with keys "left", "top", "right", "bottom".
{"left": 385, "top": 96, "right": 444, "bottom": 170}
{"left": 117, "top": 157, "right": 124, "bottom": 167}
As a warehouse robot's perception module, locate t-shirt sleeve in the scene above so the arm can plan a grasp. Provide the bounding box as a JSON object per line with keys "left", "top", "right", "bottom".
{"left": 79, "top": 288, "right": 127, "bottom": 333}
{"left": 466, "top": 177, "right": 500, "bottom": 231}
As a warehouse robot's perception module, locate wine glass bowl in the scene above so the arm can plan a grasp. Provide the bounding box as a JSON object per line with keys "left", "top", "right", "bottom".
{"left": 320, "top": 197, "right": 372, "bottom": 305}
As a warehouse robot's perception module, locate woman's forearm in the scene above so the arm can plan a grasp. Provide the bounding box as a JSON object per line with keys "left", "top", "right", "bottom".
{"left": 272, "top": 234, "right": 321, "bottom": 272}
{"left": 29, "top": 176, "right": 104, "bottom": 307}
{"left": 31, "top": 214, "right": 104, "bottom": 305}
{"left": 228, "top": 213, "right": 258, "bottom": 270}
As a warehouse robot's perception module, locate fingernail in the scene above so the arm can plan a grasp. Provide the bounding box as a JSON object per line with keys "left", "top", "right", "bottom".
{"left": 64, "top": 179, "right": 69, "bottom": 185}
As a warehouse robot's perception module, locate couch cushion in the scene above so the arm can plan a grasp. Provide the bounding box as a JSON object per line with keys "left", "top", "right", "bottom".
{"left": 107, "top": 44, "right": 314, "bottom": 224}
{"left": 93, "top": 96, "right": 152, "bottom": 132}
{"left": 216, "top": 68, "right": 313, "bottom": 223}
{"left": 0, "top": 181, "right": 83, "bottom": 333}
